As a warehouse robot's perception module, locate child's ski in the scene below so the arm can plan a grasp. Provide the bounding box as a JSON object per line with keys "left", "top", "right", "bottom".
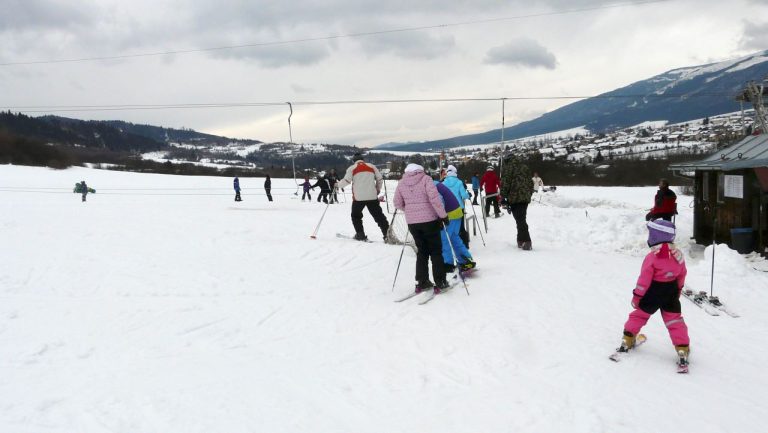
{"left": 677, "top": 355, "right": 689, "bottom": 374}
{"left": 681, "top": 289, "right": 719, "bottom": 316}
{"left": 703, "top": 294, "right": 740, "bottom": 318}
{"left": 609, "top": 334, "right": 647, "bottom": 362}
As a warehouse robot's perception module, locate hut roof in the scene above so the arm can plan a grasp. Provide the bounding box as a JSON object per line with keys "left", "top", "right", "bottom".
{"left": 669, "top": 134, "right": 768, "bottom": 171}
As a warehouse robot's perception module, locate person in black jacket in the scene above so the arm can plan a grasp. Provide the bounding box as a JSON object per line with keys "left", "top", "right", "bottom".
{"left": 312, "top": 175, "right": 331, "bottom": 204}
{"left": 327, "top": 169, "right": 339, "bottom": 203}
{"left": 264, "top": 175, "right": 273, "bottom": 202}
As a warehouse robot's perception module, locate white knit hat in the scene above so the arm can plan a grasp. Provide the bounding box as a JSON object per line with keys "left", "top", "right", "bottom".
{"left": 446, "top": 165, "right": 458, "bottom": 176}
{"left": 405, "top": 163, "right": 424, "bottom": 173}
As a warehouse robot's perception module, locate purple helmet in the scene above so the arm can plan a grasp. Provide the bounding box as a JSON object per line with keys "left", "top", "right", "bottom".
{"left": 647, "top": 219, "right": 675, "bottom": 246}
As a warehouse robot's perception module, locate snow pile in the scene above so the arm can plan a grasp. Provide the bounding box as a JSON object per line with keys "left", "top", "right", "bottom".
{"left": 1, "top": 165, "right": 766, "bottom": 433}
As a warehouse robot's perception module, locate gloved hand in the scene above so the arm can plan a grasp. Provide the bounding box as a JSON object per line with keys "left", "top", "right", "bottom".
{"left": 441, "top": 217, "right": 450, "bottom": 227}
{"left": 631, "top": 290, "right": 643, "bottom": 309}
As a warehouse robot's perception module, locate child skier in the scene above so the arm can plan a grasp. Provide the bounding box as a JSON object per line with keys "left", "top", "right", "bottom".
{"left": 433, "top": 175, "right": 475, "bottom": 273}
{"left": 299, "top": 176, "right": 313, "bottom": 201}
{"left": 617, "top": 219, "right": 690, "bottom": 370}
{"left": 393, "top": 163, "right": 450, "bottom": 294}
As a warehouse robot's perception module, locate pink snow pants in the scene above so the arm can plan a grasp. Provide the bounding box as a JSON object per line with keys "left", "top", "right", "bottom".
{"left": 624, "top": 309, "right": 689, "bottom": 346}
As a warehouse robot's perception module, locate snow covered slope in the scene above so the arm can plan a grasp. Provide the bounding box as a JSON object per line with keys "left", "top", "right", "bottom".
{"left": 1, "top": 165, "right": 766, "bottom": 433}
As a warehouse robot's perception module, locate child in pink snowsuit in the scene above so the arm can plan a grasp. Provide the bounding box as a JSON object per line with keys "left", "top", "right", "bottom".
{"left": 621, "top": 219, "right": 690, "bottom": 355}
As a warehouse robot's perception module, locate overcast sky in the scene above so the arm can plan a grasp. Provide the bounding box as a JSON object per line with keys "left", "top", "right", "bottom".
{"left": 1, "top": 0, "right": 766, "bottom": 147}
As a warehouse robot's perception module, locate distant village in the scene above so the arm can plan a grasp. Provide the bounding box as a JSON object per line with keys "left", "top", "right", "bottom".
{"left": 443, "top": 110, "right": 756, "bottom": 167}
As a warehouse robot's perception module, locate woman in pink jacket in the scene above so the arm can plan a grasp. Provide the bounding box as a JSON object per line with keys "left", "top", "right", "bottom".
{"left": 394, "top": 164, "right": 449, "bottom": 294}
{"left": 618, "top": 219, "right": 690, "bottom": 366}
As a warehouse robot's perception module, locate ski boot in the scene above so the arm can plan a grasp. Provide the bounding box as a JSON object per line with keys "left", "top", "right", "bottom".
{"left": 617, "top": 331, "right": 636, "bottom": 353}
{"left": 460, "top": 259, "right": 476, "bottom": 272}
{"left": 353, "top": 233, "right": 368, "bottom": 242}
{"left": 433, "top": 280, "right": 451, "bottom": 294}
{"left": 414, "top": 281, "right": 433, "bottom": 294}
{"left": 676, "top": 345, "right": 690, "bottom": 373}
{"left": 521, "top": 241, "right": 532, "bottom": 251}
{"left": 517, "top": 241, "right": 524, "bottom": 249}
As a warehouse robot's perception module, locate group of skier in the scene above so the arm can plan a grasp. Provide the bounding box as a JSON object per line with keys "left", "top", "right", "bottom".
{"left": 232, "top": 175, "right": 273, "bottom": 202}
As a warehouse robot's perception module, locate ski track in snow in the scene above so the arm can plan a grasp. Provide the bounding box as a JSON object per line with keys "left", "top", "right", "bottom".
{"left": 0, "top": 165, "right": 766, "bottom": 433}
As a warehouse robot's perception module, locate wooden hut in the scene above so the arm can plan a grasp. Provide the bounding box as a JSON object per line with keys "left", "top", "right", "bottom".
{"left": 669, "top": 134, "right": 768, "bottom": 256}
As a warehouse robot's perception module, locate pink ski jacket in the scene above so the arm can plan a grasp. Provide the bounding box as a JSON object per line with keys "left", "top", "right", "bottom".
{"left": 634, "top": 243, "right": 687, "bottom": 296}
{"left": 393, "top": 170, "right": 447, "bottom": 225}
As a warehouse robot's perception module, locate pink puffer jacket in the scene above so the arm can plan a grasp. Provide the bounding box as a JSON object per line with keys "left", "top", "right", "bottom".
{"left": 393, "top": 170, "right": 447, "bottom": 225}
{"left": 634, "top": 243, "right": 687, "bottom": 296}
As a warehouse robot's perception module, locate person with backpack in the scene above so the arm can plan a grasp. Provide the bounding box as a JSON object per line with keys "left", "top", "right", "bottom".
{"left": 615, "top": 219, "right": 690, "bottom": 371}
{"left": 646, "top": 178, "right": 677, "bottom": 221}
{"left": 336, "top": 153, "right": 389, "bottom": 241}
{"left": 393, "top": 164, "right": 450, "bottom": 294}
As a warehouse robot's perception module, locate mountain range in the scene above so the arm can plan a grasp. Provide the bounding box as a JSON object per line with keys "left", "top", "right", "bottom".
{"left": 375, "top": 50, "right": 768, "bottom": 152}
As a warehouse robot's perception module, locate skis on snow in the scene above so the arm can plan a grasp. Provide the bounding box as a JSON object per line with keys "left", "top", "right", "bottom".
{"left": 609, "top": 334, "right": 689, "bottom": 373}
{"left": 681, "top": 288, "right": 739, "bottom": 318}
{"left": 394, "top": 273, "right": 463, "bottom": 304}
{"left": 608, "top": 334, "right": 647, "bottom": 362}
{"left": 335, "top": 233, "right": 374, "bottom": 243}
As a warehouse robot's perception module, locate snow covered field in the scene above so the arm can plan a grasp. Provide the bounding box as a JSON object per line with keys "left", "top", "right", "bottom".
{"left": 1, "top": 164, "right": 767, "bottom": 433}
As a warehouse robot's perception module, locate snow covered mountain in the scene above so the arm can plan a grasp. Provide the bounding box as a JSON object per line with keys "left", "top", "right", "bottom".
{"left": 378, "top": 50, "right": 768, "bottom": 152}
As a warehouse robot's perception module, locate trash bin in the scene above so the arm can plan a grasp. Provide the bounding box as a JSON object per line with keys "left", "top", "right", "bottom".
{"left": 730, "top": 228, "right": 754, "bottom": 254}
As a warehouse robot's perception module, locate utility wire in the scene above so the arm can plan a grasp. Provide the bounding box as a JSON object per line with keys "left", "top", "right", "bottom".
{"left": 2, "top": 92, "right": 736, "bottom": 113}
{"left": 0, "top": 0, "right": 670, "bottom": 67}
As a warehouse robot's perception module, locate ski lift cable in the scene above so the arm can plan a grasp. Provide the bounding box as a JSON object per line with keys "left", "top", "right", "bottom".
{"left": 3, "top": 93, "right": 738, "bottom": 113}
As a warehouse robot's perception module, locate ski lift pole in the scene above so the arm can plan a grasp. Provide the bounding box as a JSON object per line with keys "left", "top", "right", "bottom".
{"left": 710, "top": 207, "right": 717, "bottom": 297}
{"left": 499, "top": 98, "right": 506, "bottom": 175}
{"left": 287, "top": 102, "right": 299, "bottom": 196}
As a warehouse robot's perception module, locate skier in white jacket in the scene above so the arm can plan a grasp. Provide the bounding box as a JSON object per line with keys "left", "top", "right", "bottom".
{"left": 336, "top": 153, "right": 390, "bottom": 241}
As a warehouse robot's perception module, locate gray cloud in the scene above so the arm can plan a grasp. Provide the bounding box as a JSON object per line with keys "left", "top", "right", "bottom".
{"left": 208, "top": 44, "right": 331, "bottom": 68}
{"left": 291, "top": 83, "right": 315, "bottom": 94}
{"left": 0, "top": 0, "right": 92, "bottom": 31}
{"left": 739, "top": 20, "right": 768, "bottom": 51}
{"left": 355, "top": 32, "right": 455, "bottom": 60}
{"left": 484, "top": 38, "right": 557, "bottom": 69}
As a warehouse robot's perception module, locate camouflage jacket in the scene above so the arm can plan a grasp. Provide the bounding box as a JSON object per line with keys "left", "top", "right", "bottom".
{"left": 500, "top": 156, "right": 533, "bottom": 204}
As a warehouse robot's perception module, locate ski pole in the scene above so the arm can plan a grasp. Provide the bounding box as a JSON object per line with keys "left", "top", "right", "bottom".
{"left": 442, "top": 221, "right": 470, "bottom": 296}
{"left": 392, "top": 228, "right": 410, "bottom": 292}
{"left": 310, "top": 201, "right": 331, "bottom": 239}
{"left": 468, "top": 199, "right": 486, "bottom": 246}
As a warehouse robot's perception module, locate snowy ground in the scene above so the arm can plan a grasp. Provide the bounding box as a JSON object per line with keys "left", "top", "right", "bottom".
{"left": 1, "top": 164, "right": 767, "bottom": 433}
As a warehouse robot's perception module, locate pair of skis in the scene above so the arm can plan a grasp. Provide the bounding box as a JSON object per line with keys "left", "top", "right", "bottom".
{"left": 394, "top": 272, "right": 466, "bottom": 305}
{"left": 681, "top": 288, "right": 739, "bottom": 317}
{"left": 608, "top": 334, "right": 689, "bottom": 373}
